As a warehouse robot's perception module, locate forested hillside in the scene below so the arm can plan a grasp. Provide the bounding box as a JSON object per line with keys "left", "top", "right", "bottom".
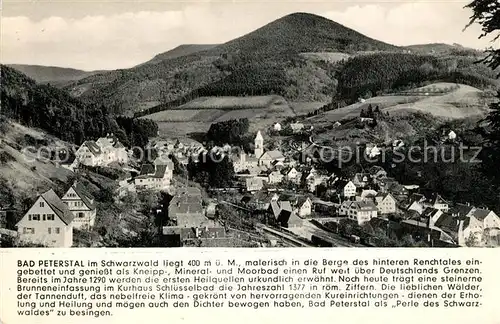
{"left": 66, "top": 12, "right": 400, "bottom": 115}
{"left": 0, "top": 65, "right": 158, "bottom": 148}
{"left": 335, "top": 53, "right": 498, "bottom": 102}
{"left": 7, "top": 64, "right": 96, "bottom": 85}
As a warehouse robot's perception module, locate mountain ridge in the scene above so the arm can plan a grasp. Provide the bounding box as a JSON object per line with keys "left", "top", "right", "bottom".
{"left": 65, "top": 12, "right": 402, "bottom": 114}
{"left": 6, "top": 64, "right": 104, "bottom": 86}
{"left": 140, "top": 44, "right": 219, "bottom": 66}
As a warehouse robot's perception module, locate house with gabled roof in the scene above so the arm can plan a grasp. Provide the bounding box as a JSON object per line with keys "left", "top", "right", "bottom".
{"left": 295, "top": 196, "right": 312, "bottom": 217}
{"left": 61, "top": 181, "right": 97, "bottom": 230}
{"left": 285, "top": 167, "right": 300, "bottom": 183}
{"left": 332, "top": 180, "right": 357, "bottom": 199}
{"left": 163, "top": 187, "right": 224, "bottom": 241}
{"left": 375, "top": 192, "right": 397, "bottom": 215}
{"left": 290, "top": 122, "right": 305, "bottom": 133}
{"left": 407, "top": 193, "right": 427, "bottom": 214}
{"left": 433, "top": 204, "right": 500, "bottom": 246}
{"left": 16, "top": 190, "right": 74, "bottom": 247}
{"left": 96, "top": 134, "right": 127, "bottom": 164}
{"left": 244, "top": 191, "right": 279, "bottom": 211}
{"left": 74, "top": 141, "right": 103, "bottom": 166}
{"left": 422, "top": 207, "right": 443, "bottom": 223}
{"left": 269, "top": 200, "right": 299, "bottom": 227}
{"left": 339, "top": 200, "right": 378, "bottom": 225}
{"left": 267, "top": 170, "right": 284, "bottom": 184}
{"left": 259, "top": 150, "right": 285, "bottom": 168}
{"left": 134, "top": 162, "right": 173, "bottom": 190}
{"left": 425, "top": 193, "right": 449, "bottom": 212}
{"left": 75, "top": 134, "right": 128, "bottom": 167}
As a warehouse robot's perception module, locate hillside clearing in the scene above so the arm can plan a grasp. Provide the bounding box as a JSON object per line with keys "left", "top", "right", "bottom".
{"left": 386, "top": 84, "right": 491, "bottom": 118}
{"left": 313, "top": 83, "right": 490, "bottom": 123}
{"left": 299, "top": 52, "right": 350, "bottom": 63}
{"left": 315, "top": 96, "right": 424, "bottom": 122}
{"left": 178, "top": 95, "right": 286, "bottom": 110}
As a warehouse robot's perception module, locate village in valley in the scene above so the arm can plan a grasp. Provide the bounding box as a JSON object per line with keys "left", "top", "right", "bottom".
{"left": 1, "top": 9, "right": 500, "bottom": 249}
{"left": 1, "top": 111, "right": 499, "bottom": 248}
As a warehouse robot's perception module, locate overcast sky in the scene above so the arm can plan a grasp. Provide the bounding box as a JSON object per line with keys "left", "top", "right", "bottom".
{"left": 1, "top": 0, "right": 498, "bottom": 71}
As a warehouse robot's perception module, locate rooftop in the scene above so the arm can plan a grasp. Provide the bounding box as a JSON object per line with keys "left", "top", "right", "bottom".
{"left": 41, "top": 189, "right": 75, "bottom": 225}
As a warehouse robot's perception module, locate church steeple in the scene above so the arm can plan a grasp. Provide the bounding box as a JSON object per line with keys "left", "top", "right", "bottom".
{"left": 254, "top": 130, "right": 264, "bottom": 158}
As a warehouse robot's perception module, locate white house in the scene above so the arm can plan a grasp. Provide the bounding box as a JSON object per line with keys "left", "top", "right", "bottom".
{"left": 448, "top": 130, "right": 457, "bottom": 140}
{"left": 307, "top": 174, "right": 329, "bottom": 193}
{"left": 16, "top": 190, "right": 74, "bottom": 247}
{"left": 465, "top": 208, "right": 500, "bottom": 244}
{"left": 75, "top": 134, "right": 128, "bottom": 167}
{"left": 407, "top": 194, "right": 427, "bottom": 214}
{"left": 365, "top": 145, "right": 381, "bottom": 158}
{"left": 231, "top": 151, "right": 248, "bottom": 173}
{"left": 267, "top": 171, "right": 284, "bottom": 184}
{"left": 74, "top": 141, "right": 102, "bottom": 166}
{"left": 273, "top": 123, "right": 282, "bottom": 132}
{"left": 296, "top": 197, "right": 312, "bottom": 217}
{"left": 375, "top": 193, "right": 397, "bottom": 215}
{"left": 339, "top": 201, "right": 378, "bottom": 225}
{"left": 352, "top": 173, "right": 371, "bottom": 188}
{"left": 333, "top": 180, "right": 357, "bottom": 199}
{"left": 134, "top": 159, "right": 174, "bottom": 190}
{"left": 285, "top": 167, "right": 300, "bottom": 182}
{"left": 246, "top": 178, "right": 264, "bottom": 192}
{"left": 424, "top": 194, "right": 449, "bottom": 212}
{"left": 61, "top": 182, "right": 97, "bottom": 230}
{"left": 290, "top": 122, "right": 305, "bottom": 133}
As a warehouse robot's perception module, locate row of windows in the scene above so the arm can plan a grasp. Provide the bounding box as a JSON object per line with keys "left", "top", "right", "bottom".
{"left": 22, "top": 227, "right": 60, "bottom": 234}
{"left": 64, "top": 201, "right": 85, "bottom": 207}
{"left": 138, "top": 178, "right": 163, "bottom": 183}
{"left": 28, "top": 214, "right": 55, "bottom": 221}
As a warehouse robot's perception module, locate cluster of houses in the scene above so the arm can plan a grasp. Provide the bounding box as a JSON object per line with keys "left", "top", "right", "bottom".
{"left": 12, "top": 182, "right": 97, "bottom": 247}
{"left": 149, "top": 139, "right": 206, "bottom": 166}
{"left": 404, "top": 194, "right": 500, "bottom": 246}
{"left": 71, "top": 134, "right": 129, "bottom": 168}
{"left": 163, "top": 187, "right": 224, "bottom": 244}
{"left": 272, "top": 122, "right": 306, "bottom": 133}
{"left": 7, "top": 125, "right": 497, "bottom": 248}
{"left": 238, "top": 140, "right": 500, "bottom": 247}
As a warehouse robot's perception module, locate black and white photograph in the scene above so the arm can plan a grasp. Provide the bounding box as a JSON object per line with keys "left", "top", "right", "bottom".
{"left": 1, "top": 0, "right": 499, "bottom": 249}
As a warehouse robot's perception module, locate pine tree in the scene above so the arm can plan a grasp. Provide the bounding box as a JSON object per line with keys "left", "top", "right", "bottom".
{"left": 367, "top": 104, "right": 374, "bottom": 118}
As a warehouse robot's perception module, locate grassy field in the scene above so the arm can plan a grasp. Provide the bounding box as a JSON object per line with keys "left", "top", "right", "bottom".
{"left": 312, "top": 83, "right": 490, "bottom": 124}
{"left": 385, "top": 84, "right": 491, "bottom": 118}
{"left": 313, "top": 96, "right": 424, "bottom": 123}
{"left": 290, "top": 101, "right": 328, "bottom": 115}
{"left": 147, "top": 95, "right": 296, "bottom": 137}
{"left": 156, "top": 122, "right": 211, "bottom": 138}
{"left": 144, "top": 110, "right": 202, "bottom": 122}
{"left": 177, "top": 95, "right": 285, "bottom": 110}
